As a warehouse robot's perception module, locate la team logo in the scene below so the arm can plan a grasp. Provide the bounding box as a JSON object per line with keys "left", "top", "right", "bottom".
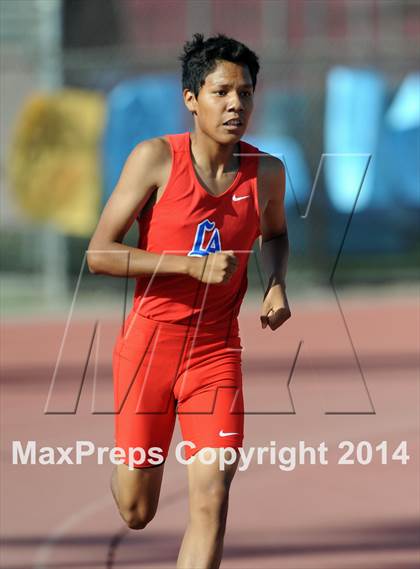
{"left": 188, "top": 219, "right": 221, "bottom": 257}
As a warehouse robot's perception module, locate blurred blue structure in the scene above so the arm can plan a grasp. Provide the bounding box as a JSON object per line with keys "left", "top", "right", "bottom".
{"left": 322, "top": 67, "right": 417, "bottom": 255}
{"left": 380, "top": 72, "right": 420, "bottom": 208}
{"left": 258, "top": 88, "right": 310, "bottom": 138}
{"left": 102, "top": 74, "right": 186, "bottom": 203}
{"left": 387, "top": 72, "right": 420, "bottom": 131}
{"left": 324, "top": 66, "right": 388, "bottom": 213}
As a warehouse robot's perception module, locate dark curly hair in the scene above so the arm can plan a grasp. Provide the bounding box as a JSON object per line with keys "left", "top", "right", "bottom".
{"left": 179, "top": 33, "right": 260, "bottom": 97}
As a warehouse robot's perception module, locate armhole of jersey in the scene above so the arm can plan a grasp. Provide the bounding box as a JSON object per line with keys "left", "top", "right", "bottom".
{"left": 154, "top": 135, "right": 176, "bottom": 207}
{"left": 252, "top": 150, "right": 262, "bottom": 238}
{"left": 137, "top": 135, "right": 176, "bottom": 221}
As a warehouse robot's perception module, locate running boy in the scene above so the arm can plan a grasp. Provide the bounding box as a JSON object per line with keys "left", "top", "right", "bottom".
{"left": 88, "top": 33, "right": 290, "bottom": 569}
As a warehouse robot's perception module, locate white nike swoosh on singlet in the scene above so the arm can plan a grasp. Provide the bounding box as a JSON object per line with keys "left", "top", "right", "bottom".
{"left": 232, "top": 194, "right": 250, "bottom": 202}
{"left": 219, "top": 430, "right": 239, "bottom": 437}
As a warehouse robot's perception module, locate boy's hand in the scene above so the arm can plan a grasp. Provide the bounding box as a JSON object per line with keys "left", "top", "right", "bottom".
{"left": 188, "top": 251, "right": 238, "bottom": 284}
{"left": 260, "top": 282, "right": 291, "bottom": 330}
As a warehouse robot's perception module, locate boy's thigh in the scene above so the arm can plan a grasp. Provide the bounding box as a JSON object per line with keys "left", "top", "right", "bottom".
{"left": 187, "top": 448, "right": 241, "bottom": 503}
{"left": 113, "top": 313, "right": 180, "bottom": 467}
{"left": 176, "top": 340, "right": 244, "bottom": 461}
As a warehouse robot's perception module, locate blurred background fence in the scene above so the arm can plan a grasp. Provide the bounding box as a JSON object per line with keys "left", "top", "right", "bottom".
{"left": 1, "top": 0, "right": 419, "bottom": 314}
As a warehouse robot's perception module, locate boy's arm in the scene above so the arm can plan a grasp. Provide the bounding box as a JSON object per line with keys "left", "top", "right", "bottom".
{"left": 258, "top": 155, "right": 291, "bottom": 330}
{"left": 87, "top": 138, "right": 236, "bottom": 284}
{"left": 87, "top": 137, "right": 185, "bottom": 277}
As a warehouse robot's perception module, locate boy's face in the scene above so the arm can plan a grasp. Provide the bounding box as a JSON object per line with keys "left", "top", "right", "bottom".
{"left": 184, "top": 60, "right": 254, "bottom": 143}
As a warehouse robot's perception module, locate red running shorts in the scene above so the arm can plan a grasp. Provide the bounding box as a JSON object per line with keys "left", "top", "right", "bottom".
{"left": 113, "top": 310, "right": 244, "bottom": 467}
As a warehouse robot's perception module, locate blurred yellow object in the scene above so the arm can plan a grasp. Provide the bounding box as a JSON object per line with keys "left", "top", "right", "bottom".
{"left": 7, "top": 89, "right": 105, "bottom": 236}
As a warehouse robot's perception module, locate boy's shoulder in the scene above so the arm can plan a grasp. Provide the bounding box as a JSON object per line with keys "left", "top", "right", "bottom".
{"left": 241, "top": 139, "right": 285, "bottom": 174}
{"left": 260, "top": 153, "right": 285, "bottom": 173}
{"left": 133, "top": 132, "right": 190, "bottom": 163}
{"left": 126, "top": 136, "right": 173, "bottom": 190}
{"left": 254, "top": 148, "right": 286, "bottom": 204}
{"left": 133, "top": 135, "right": 172, "bottom": 161}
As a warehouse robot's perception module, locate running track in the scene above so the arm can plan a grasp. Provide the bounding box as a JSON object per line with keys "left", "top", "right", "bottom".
{"left": 1, "top": 289, "right": 419, "bottom": 568}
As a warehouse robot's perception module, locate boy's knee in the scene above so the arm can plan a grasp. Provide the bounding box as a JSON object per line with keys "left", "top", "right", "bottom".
{"left": 122, "top": 509, "right": 153, "bottom": 530}
{"left": 192, "top": 486, "right": 229, "bottom": 520}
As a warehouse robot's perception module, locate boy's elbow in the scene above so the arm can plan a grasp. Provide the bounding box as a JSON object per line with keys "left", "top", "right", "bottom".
{"left": 86, "top": 250, "right": 102, "bottom": 274}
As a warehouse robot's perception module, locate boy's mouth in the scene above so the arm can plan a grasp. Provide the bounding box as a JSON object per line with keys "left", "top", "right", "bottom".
{"left": 223, "top": 118, "right": 243, "bottom": 126}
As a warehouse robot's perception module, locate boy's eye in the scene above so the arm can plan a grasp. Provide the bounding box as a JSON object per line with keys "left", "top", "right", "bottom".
{"left": 215, "top": 90, "right": 252, "bottom": 97}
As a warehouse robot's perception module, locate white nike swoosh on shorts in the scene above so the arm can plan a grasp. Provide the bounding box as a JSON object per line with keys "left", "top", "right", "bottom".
{"left": 219, "top": 430, "right": 239, "bottom": 437}
{"left": 232, "top": 194, "right": 250, "bottom": 202}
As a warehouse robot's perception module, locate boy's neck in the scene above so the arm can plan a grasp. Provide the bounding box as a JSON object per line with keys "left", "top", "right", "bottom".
{"left": 189, "top": 130, "right": 240, "bottom": 178}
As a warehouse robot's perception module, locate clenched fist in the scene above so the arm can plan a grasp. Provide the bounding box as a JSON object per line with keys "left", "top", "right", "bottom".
{"left": 260, "top": 282, "right": 291, "bottom": 331}
{"left": 188, "top": 251, "right": 238, "bottom": 284}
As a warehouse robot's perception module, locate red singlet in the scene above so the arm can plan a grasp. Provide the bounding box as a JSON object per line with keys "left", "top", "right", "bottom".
{"left": 133, "top": 132, "right": 261, "bottom": 332}
{"left": 113, "top": 132, "right": 261, "bottom": 467}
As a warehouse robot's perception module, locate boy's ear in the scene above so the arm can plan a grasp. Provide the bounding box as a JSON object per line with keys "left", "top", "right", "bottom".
{"left": 183, "top": 88, "right": 197, "bottom": 114}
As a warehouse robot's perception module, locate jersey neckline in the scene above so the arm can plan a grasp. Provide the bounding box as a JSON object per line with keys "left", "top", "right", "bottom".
{"left": 186, "top": 132, "right": 243, "bottom": 200}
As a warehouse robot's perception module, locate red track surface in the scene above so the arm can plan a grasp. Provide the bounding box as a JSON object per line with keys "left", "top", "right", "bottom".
{"left": 1, "top": 292, "right": 419, "bottom": 568}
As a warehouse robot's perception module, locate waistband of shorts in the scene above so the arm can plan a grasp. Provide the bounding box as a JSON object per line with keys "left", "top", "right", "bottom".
{"left": 130, "top": 310, "right": 239, "bottom": 339}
